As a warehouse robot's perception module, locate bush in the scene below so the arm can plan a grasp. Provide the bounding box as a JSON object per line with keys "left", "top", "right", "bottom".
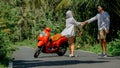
{"left": 108, "top": 39, "right": 120, "bottom": 56}
{"left": 81, "top": 31, "right": 120, "bottom": 56}
{"left": 107, "top": 31, "right": 120, "bottom": 56}
{"left": 0, "top": 30, "right": 15, "bottom": 67}
{"left": 0, "top": 31, "right": 10, "bottom": 59}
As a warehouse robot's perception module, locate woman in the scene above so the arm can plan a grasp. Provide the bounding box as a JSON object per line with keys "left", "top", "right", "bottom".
{"left": 61, "top": 10, "right": 81, "bottom": 57}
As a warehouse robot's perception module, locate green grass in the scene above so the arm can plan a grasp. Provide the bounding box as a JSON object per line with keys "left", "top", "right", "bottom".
{"left": 0, "top": 65, "right": 6, "bottom": 68}
{"left": 77, "top": 42, "right": 120, "bottom": 56}
{"left": 14, "top": 39, "right": 37, "bottom": 48}
{"left": 76, "top": 44, "right": 101, "bottom": 53}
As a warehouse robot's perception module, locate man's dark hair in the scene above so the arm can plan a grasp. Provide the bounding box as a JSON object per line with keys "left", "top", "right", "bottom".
{"left": 98, "top": 5, "right": 105, "bottom": 10}
{"left": 100, "top": 5, "right": 105, "bottom": 10}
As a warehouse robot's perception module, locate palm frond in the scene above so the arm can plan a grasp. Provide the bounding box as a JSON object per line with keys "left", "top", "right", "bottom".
{"left": 56, "top": 0, "right": 72, "bottom": 10}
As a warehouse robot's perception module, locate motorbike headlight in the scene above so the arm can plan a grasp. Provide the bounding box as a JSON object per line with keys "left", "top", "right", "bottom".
{"left": 40, "top": 32, "right": 46, "bottom": 37}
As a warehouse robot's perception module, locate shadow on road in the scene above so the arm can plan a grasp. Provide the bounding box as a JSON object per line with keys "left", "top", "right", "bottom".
{"left": 13, "top": 60, "right": 109, "bottom": 68}
{"left": 98, "top": 56, "right": 120, "bottom": 60}
{"left": 38, "top": 55, "right": 60, "bottom": 58}
{"left": 38, "top": 54, "right": 81, "bottom": 58}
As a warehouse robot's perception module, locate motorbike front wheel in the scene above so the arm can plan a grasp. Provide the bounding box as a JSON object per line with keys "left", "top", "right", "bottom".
{"left": 57, "top": 43, "right": 68, "bottom": 56}
{"left": 34, "top": 47, "right": 42, "bottom": 58}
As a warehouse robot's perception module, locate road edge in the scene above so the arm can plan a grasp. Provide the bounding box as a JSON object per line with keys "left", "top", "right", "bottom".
{"left": 8, "top": 61, "right": 13, "bottom": 68}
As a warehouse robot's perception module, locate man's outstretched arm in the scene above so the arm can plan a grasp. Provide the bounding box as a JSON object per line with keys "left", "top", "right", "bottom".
{"left": 81, "top": 16, "right": 97, "bottom": 26}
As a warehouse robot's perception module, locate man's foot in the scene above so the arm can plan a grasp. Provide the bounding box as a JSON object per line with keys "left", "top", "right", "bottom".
{"left": 98, "top": 53, "right": 107, "bottom": 57}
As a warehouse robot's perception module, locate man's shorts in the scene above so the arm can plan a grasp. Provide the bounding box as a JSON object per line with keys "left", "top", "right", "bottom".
{"left": 98, "top": 30, "right": 106, "bottom": 40}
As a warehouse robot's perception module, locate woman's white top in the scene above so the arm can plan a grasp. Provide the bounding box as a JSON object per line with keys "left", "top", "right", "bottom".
{"left": 61, "top": 10, "right": 81, "bottom": 38}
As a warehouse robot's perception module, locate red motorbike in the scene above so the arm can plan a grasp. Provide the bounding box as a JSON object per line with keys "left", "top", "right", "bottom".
{"left": 34, "top": 27, "right": 69, "bottom": 58}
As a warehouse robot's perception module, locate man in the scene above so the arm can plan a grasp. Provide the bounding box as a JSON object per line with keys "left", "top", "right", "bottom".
{"left": 81, "top": 5, "right": 110, "bottom": 57}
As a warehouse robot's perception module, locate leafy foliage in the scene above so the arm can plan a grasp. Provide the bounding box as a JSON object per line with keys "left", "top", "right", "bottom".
{"left": 0, "top": 0, "right": 119, "bottom": 42}
{"left": 0, "top": 1, "right": 120, "bottom": 65}
{"left": 108, "top": 31, "right": 120, "bottom": 56}
{"left": 0, "top": 30, "right": 14, "bottom": 67}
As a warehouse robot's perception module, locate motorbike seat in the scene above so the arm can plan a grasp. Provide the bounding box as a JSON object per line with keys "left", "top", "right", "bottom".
{"left": 51, "top": 34, "right": 62, "bottom": 42}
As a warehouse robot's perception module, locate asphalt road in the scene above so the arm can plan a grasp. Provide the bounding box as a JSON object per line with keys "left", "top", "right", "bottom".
{"left": 13, "top": 46, "right": 120, "bottom": 68}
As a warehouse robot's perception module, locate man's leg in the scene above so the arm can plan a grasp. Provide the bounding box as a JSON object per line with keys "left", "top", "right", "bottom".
{"left": 99, "top": 39, "right": 103, "bottom": 52}
{"left": 98, "top": 39, "right": 107, "bottom": 57}
{"left": 103, "top": 39, "right": 107, "bottom": 54}
{"left": 98, "top": 30, "right": 107, "bottom": 57}
{"left": 103, "top": 30, "right": 107, "bottom": 55}
{"left": 98, "top": 31, "right": 103, "bottom": 53}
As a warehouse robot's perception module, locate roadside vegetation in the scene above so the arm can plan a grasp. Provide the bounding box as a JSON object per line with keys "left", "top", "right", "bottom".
{"left": 0, "top": 0, "right": 120, "bottom": 67}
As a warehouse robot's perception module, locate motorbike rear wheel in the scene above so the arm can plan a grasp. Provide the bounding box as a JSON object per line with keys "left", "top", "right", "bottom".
{"left": 34, "top": 47, "right": 42, "bottom": 58}
{"left": 57, "top": 43, "right": 68, "bottom": 56}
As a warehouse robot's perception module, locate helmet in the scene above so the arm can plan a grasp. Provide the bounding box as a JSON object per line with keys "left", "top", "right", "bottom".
{"left": 45, "top": 27, "right": 51, "bottom": 32}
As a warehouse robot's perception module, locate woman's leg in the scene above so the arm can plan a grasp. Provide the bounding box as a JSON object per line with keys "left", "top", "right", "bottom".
{"left": 69, "top": 36, "right": 75, "bottom": 56}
